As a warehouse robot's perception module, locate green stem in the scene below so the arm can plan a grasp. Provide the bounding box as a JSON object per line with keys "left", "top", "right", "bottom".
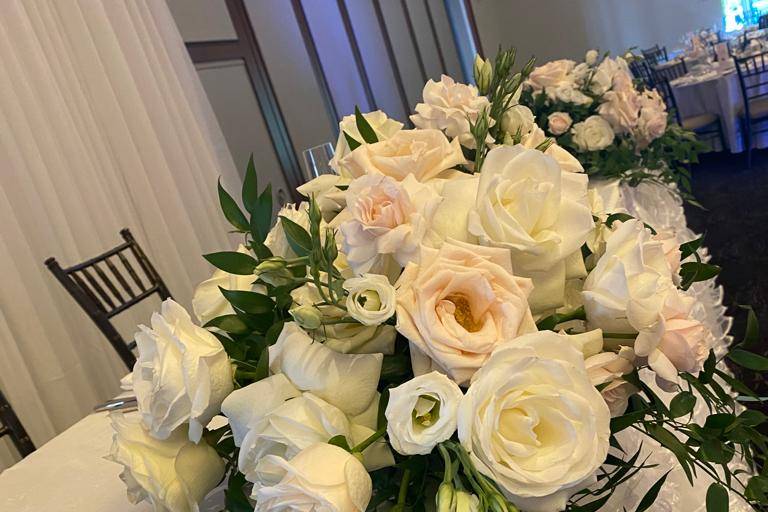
{"left": 234, "top": 369, "right": 259, "bottom": 380}
{"left": 396, "top": 468, "right": 411, "bottom": 506}
{"left": 351, "top": 425, "right": 386, "bottom": 453}
{"left": 322, "top": 317, "right": 360, "bottom": 326}
{"left": 438, "top": 444, "right": 452, "bottom": 484}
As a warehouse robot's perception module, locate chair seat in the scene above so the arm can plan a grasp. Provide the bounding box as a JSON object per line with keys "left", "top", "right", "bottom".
{"left": 739, "top": 97, "right": 768, "bottom": 119}
{"left": 681, "top": 113, "right": 718, "bottom": 130}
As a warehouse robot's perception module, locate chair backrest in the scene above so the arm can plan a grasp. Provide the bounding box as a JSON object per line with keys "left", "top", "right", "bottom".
{"left": 642, "top": 45, "right": 668, "bottom": 66}
{"left": 734, "top": 50, "right": 768, "bottom": 120}
{"left": 653, "top": 79, "right": 682, "bottom": 126}
{"left": 652, "top": 59, "right": 688, "bottom": 84}
{"left": 0, "top": 389, "right": 35, "bottom": 458}
{"left": 629, "top": 59, "right": 655, "bottom": 88}
{"left": 760, "top": 14, "right": 768, "bottom": 29}
{"left": 45, "top": 228, "right": 172, "bottom": 369}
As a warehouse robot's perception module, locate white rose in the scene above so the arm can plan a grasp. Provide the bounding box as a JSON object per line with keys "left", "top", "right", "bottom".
{"left": 264, "top": 203, "right": 311, "bottom": 259}
{"left": 545, "top": 83, "right": 593, "bottom": 105}
{"left": 334, "top": 173, "right": 441, "bottom": 275}
{"left": 521, "top": 126, "right": 584, "bottom": 173}
{"left": 133, "top": 299, "right": 234, "bottom": 442}
{"left": 411, "top": 75, "right": 492, "bottom": 147}
{"left": 340, "top": 129, "right": 465, "bottom": 183}
{"left": 501, "top": 104, "right": 535, "bottom": 138}
{"left": 330, "top": 110, "right": 403, "bottom": 176}
{"left": 458, "top": 331, "right": 610, "bottom": 511}
{"left": 582, "top": 219, "right": 675, "bottom": 338}
{"left": 291, "top": 282, "right": 397, "bottom": 354}
{"left": 546, "top": 111, "right": 573, "bottom": 136}
{"left": 527, "top": 59, "right": 576, "bottom": 90}
{"left": 192, "top": 244, "right": 259, "bottom": 325}
{"left": 108, "top": 413, "right": 225, "bottom": 512}
{"left": 571, "top": 115, "right": 615, "bottom": 151}
{"left": 296, "top": 174, "right": 348, "bottom": 221}
{"left": 597, "top": 89, "right": 640, "bottom": 134}
{"left": 585, "top": 49, "right": 599, "bottom": 66}
{"left": 254, "top": 443, "right": 372, "bottom": 512}
{"left": 467, "top": 145, "right": 594, "bottom": 311}
{"left": 343, "top": 274, "right": 396, "bottom": 326}
{"left": 385, "top": 371, "right": 463, "bottom": 455}
{"left": 395, "top": 240, "right": 536, "bottom": 385}
{"left": 269, "top": 322, "right": 383, "bottom": 416}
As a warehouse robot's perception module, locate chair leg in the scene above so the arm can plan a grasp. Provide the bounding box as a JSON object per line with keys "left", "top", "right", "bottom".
{"left": 744, "top": 118, "right": 753, "bottom": 169}
{"left": 717, "top": 119, "right": 725, "bottom": 152}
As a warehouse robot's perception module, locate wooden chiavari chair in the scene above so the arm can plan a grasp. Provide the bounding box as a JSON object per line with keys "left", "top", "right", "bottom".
{"left": 0, "top": 388, "right": 35, "bottom": 458}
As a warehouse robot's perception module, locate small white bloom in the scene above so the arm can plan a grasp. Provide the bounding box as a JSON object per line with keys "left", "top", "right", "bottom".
{"left": 108, "top": 413, "right": 225, "bottom": 512}
{"left": 585, "top": 49, "right": 599, "bottom": 66}
{"left": 344, "top": 274, "right": 396, "bottom": 326}
{"left": 501, "top": 104, "right": 535, "bottom": 138}
{"left": 546, "top": 111, "right": 573, "bottom": 136}
{"left": 296, "top": 174, "right": 348, "bottom": 221}
{"left": 133, "top": 299, "right": 234, "bottom": 442}
{"left": 571, "top": 115, "right": 615, "bottom": 151}
{"left": 385, "top": 372, "right": 463, "bottom": 455}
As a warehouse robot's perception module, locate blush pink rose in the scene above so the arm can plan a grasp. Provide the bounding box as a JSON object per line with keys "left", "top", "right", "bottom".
{"left": 527, "top": 59, "right": 576, "bottom": 90}
{"left": 598, "top": 89, "right": 641, "bottom": 134}
{"left": 547, "top": 111, "right": 573, "bottom": 136}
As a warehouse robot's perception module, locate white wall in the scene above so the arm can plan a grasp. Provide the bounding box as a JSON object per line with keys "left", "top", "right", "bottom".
{"left": 471, "top": 0, "right": 722, "bottom": 63}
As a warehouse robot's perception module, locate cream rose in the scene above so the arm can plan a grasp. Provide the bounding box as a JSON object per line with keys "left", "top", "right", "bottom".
{"left": 571, "top": 115, "right": 615, "bottom": 151}
{"left": 330, "top": 110, "right": 403, "bottom": 176}
{"left": 108, "top": 413, "right": 225, "bottom": 512}
{"left": 254, "top": 443, "right": 372, "bottom": 512}
{"left": 343, "top": 274, "right": 396, "bottom": 326}
{"left": 395, "top": 240, "right": 536, "bottom": 385}
{"left": 192, "top": 244, "right": 259, "bottom": 325}
{"left": 385, "top": 371, "right": 463, "bottom": 455}
{"left": 467, "top": 145, "right": 594, "bottom": 311}
{"left": 264, "top": 203, "right": 311, "bottom": 259}
{"left": 133, "top": 299, "right": 234, "bottom": 442}
{"left": 547, "top": 112, "right": 573, "bottom": 136}
{"left": 501, "top": 104, "right": 535, "bottom": 138}
{"left": 598, "top": 89, "right": 640, "bottom": 134}
{"left": 411, "top": 75, "right": 492, "bottom": 147}
{"left": 340, "top": 129, "right": 465, "bottom": 183}
{"left": 585, "top": 346, "right": 638, "bottom": 416}
{"left": 521, "top": 126, "right": 584, "bottom": 173}
{"left": 458, "top": 331, "right": 611, "bottom": 511}
{"left": 296, "top": 174, "right": 348, "bottom": 221}
{"left": 527, "top": 59, "right": 576, "bottom": 90}
{"left": 545, "top": 83, "right": 593, "bottom": 105}
{"left": 291, "top": 282, "right": 397, "bottom": 354}
{"left": 334, "top": 173, "right": 441, "bottom": 275}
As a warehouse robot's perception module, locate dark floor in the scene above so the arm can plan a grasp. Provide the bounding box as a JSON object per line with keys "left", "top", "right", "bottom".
{"left": 685, "top": 149, "right": 768, "bottom": 396}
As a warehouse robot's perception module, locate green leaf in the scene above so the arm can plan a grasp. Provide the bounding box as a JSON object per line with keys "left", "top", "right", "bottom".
{"left": 203, "top": 315, "right": 250, "bottom": 335}
{"left": 570, "top": 493, "right": 612, "bottom": 511}
{"left": 225, "top": 470, "right": 253, "bottom": 512}
{"left": 738, "top": 409, "right": 767, "bottom": 427}
{"left": 738, "top": 305, "right": 759, "bottom": 349}
{"left": 328, "top": 434, "right": 352, "bottom": 452}
{"left": 377, "top": 388, "right": 390, "bottom": 430}
{"left": 610, "top": 408, "right": 647, "bottom": 434}
{"left": 635, "top": 471, "right": 671, "bottom": 511}
{"left": 279, "top": 215, "right": 312, "bottom": 257}
{"left": 705, "top": 413, "right": 736, "bottom": 430}
{"left": 647, "top": 424, "right": 693, "bottom": 484}
{"left": 728, "top": 349, "right": 768, "bottom": 371}
{"left": 253, "top": 345, "right": 269, "bottom": 380}
{"left": 203, "top": 251, "right": 257, "bottom": 275}
{"left": 354, "top": 106, "right": 378, "bottom": 143}
{"left": 680, "top": 262, "right": 721, "bottom": 290}
{"left": 250, "top": 184, "right": 273, "bottom": 243}
{"left": 242, "top": 154, "right": 258, "bottom": 214}
{"left": 217, "top": 179, "right": 249, "bottom": 231}
{"left": 700, "top": 438, "right": 734, "bottom": 464}
{"left": 220, "top": 288, "right": 275, "bottom": 314}
{"left": 680, "top": 236, "right": 704, "bottom": 260}
{"left": 344, "top": 131, "right": 361, "bottom": 151}
{"left": 669, "top": 391, "right": 696, "bottom": 418}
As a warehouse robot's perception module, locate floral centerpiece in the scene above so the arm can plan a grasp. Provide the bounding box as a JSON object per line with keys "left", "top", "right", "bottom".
{"left": 107, "top": 49, "right": 768, "bottom": 512}
{"left": 517, "top": 50, "right": 703, "bottom": 202}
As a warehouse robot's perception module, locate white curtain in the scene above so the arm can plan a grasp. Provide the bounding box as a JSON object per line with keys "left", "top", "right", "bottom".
{"left": 0, "top": 0, "right": 241, "bottom": 469}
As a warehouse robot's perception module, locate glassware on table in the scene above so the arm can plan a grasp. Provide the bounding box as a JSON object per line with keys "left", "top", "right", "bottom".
{"left": 301, "top": 142, "right": 336, "bottom": 181}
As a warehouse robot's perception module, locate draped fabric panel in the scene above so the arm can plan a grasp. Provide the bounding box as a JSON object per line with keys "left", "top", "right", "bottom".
{"left": 0, "top": 0, "right": 240, "bottom": 469}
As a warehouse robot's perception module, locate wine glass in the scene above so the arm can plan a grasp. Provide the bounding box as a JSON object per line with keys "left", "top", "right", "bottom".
{"left": 301, "top": 142, "right": 335, "bottom": 182}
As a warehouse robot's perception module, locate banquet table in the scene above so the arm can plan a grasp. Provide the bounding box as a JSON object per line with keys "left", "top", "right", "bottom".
{"left": 0, "top": 410, "right": 225, "bottom": 512}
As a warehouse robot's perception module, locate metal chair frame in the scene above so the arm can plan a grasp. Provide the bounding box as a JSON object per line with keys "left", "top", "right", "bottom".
{"left": 734, "top": 50, "right": 768, "bottom": 167}
{"left": 655, "top": 78, "right": 725, "bottom": 151}
{"left": 0, "top": 389, "right": 35, "bottom": 458}
{"left": 45, "top": 228, "right": 171, "bottom": 369}
{"left": 642, "top": 45, "right": 668, "bottom": 66}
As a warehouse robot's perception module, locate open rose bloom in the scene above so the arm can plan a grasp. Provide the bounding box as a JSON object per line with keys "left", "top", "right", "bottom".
{"left": 108, "top": 47, "right": 749, "bottom": 512}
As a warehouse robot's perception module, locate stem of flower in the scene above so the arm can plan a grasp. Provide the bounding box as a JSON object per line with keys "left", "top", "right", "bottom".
{"left": 396, "top": 468, "right": 411, "bottom": 506}
{"left": 321, "top": 317, "right": 360, "bottom": 326}
{"left": 438, "top": 444, "right": 452, "bottom": 484}
{"left": 351, "top": 425, "right": 386, "bottom": 453}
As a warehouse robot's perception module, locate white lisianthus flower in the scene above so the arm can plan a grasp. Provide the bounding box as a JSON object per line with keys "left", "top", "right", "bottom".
{"left": 334, "top": 174, "right": 441, "bottom": 275}
{"left": 411, "top": 75, "right": 492, "bottom": 147}
{"left": 192, "top": 244, "right": 259, "bottom": 325}
{"left": 458, "top": 331, "right": 610, "bottom": 512}
{"left": 571, "top": 115, "right": 615, "bottom": 151}
{"left": 586, "top": 346, "right": 638, "bottom": 416}
{"left": 269, "top": 322, "right": 383, "bottom": 416}
{"left": 521, "top": 126, "right": 584, "bottom": 173}
{"left": 296, "top": 174, "right": 348, "bottom": 221}
{"left": 264, "top": 203, "right": 311, "bottom": 259}
{"left": 108, "top": 413, "right": 225, "bottom": 512}
{"left": 527, "top": 59, "right": 576, "bottom": 90}
{"left": 395, "top": 240, "right": 536, "bottom": 385}
{"left": 585, "top": 49, "right": 599, "bottom": 65}
{"left": 133, "top": 299, "right": 234, "bottom": 443}
{"left": 467, "top": 145, "right": 594, "bottom": 311}
{"left": 253, "top": 443, "right": 372, "bottom": 512}
{"left": 385, "top": 372, "right": 463, "bottom": 455}
{"left": 343, "top": 274, "right": 396, "bottom": 326}
{"left": 501, "top": 104, "right": 535, "bottom": 138}
{"left": 546, "top": 111, "right": 573, "bottom": 136}
{"left": 340, "top": 129, "right": 465, "bottom": 183}
{"left": 330, "top": 110, "right": 403, "bottom": 176}
{"left": 291, "top": 282, "right": 397, "bottom": 354}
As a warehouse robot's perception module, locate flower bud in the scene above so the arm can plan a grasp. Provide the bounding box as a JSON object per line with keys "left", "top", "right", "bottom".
{"left": 473, "top": 55, "right": 492, "bottom": 95}
{"left": 289, "top": 305, "right": 323, "bottom": 330}
{"left": 455, "top": 490, "right": 480, "bottom": 512}
{"left": 488, "top": 493, "right": 512, "bottom": 512}
{"left": 255, "top": 258, "right": 293, "bottom": 286}
{"left": 436, "top": 482, "right": 455, "bottom": 512}
{"left": 585, "top": 49, "right": 599, "bottom": 66}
